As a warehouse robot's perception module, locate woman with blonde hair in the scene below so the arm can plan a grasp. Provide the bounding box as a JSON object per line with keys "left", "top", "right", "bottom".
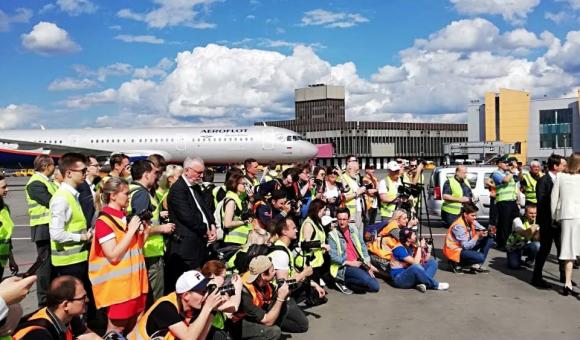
{"left": 551, "top": 152, "right": 580, "bottom": 296}
{"left": 157, "top": 164, "right": 183, "bottom": 211}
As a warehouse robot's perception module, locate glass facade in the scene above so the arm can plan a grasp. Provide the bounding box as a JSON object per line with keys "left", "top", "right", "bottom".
{"left": 539, "top": 108, "right": 572, "bottom": 149}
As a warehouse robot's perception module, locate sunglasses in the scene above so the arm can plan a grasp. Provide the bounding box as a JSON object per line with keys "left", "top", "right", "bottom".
{"left": 69, "top": 168, "right": 88, "bottom": 175}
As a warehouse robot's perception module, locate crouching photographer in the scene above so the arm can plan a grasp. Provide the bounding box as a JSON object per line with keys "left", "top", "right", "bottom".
{"left": 227, "top": 256, "right": 303, "bottom": 340}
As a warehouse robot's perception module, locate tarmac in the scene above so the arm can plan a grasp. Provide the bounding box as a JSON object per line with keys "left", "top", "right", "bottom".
{"left": 3, "top": 176, "right": 580, "bottom": 340}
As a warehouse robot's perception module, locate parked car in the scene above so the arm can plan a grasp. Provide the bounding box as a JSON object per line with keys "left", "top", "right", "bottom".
{"left": 426, "top": 165, "right": 496, "bottom": 220}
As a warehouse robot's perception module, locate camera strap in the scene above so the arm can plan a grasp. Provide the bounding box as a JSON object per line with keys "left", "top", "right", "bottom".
{"left": 98, "top": 211, "right": 128, "bottom": 233}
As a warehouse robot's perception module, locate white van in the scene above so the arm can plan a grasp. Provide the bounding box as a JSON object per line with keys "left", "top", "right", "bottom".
{"left": 426, "top": 165, "right": 497, "bottom": 220}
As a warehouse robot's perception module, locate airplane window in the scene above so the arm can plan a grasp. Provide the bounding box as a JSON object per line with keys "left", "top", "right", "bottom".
{"left": 171, "top": 138, "right": 174, "bottom": 142}
{"left": 287, "top": 136, "right": 292, "bottom": 141}
{"left": 131, "top": 139, "right": 134, "bottom": 143}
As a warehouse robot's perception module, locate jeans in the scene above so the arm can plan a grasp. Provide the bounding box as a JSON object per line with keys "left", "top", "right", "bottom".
{"left": 344, "top": 266, "right": 380, "bottom": 293}
{"left": 393, "top": 259, "right": 439, "bottom": 289}
{"left": 507, "top": 241, "right": 540, "bottom": 269}
{"left": 459, "top": 236, "right": 494, "bottom": 266}
{"left": 441, "top": 211, "right": 459, "bottom": 228}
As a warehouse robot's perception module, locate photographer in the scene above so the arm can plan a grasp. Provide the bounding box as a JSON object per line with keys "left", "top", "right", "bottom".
{"left": 127, "top": 160, "right": 175, "bottom": 303}
{"left": 506, "top": 204, "right": 540, "bottom": 269}
{"left": 378, "top": 161, "right": 403, "bottom": 222}
{"left": 362, "top": 165, "right": 379, "bottom": 224}
{"left": 0, "top": 175, "right": 17, "bottom": 279}
{"left": 131, "top": 270, "right": 225, "bottom": 340}
{"left": 341, "top": 161, "right": 367, "bottom": 229}
{"left": 328, "top": 208, "right": 380, "bottom": 294}
{"left": 441, "top": 165, "right": 473, "bottom": 227}
{"left": 391, "top": 228, "right": 448, "bottom": 292}
{"left": 223, "top": 172, "right": 254, "bottom": 246}
{"left": 367, "top": 209, "right": 418, "bottom": 264}
{"left": 406, "top": 158, "right": 425, "bottom": 186}
{"left": 443, "top": 203, "right": 494, "bottom": 273}
{"left": 321, "top": 167, "right": 346, "bottom": 217}
{"left": 89, "top": 177, "right": 149, "bottom": 335}
{"left": 255, "top": 190, "right": 291, "bottom": 234}
{"left": 228, "top": 256, "right": 302, "bottom": 339}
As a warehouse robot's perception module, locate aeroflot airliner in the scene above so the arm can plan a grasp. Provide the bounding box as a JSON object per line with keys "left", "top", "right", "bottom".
{"left": 0, "top": 126, "right": 319, "bottom": 167}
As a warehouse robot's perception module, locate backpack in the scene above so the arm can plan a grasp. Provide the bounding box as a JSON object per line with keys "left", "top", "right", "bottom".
{"left": 363, "top": 221, "right": 389, "bottom": 243}
{"left": 213, "top": 197, "right": 233, "bottom": 240}
{"left": 234, "top": 243, "right": 287, "bottom": 273}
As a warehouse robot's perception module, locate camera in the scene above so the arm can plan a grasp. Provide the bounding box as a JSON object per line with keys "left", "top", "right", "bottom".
{"left": 398, "top": 181, "right": 423, "bottom": 198}
{"left": 240, "top": 210, "right": 254, "bottom": 221}
{"left": 276, "top": 279, "right": 299, "bottom": 290}
{"left": 288, "top": 200, "right": 298, "bottom": 210}
{"left": 300, "top": 240, "right": 322, "bottom": 252}
{"left": 363, "top": 183, "right": 374, "bottom": 190}
{"left": 314, "top": 178, "right": 323, "bottom": 187}
{"left": 420, "top": 237, "right": 433, "bottom": 246}
{"left": 137, "top": 209, "right": 153, "bottom": 221}
{"left": 207, "top": 283, "right": 236, "bottom": 296}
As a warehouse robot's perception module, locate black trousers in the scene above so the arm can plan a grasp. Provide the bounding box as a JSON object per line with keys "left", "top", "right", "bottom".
{"left": 164, "top": 253, "right": 198, "bottom": 294}
{"left": 495, "top": 200, "right": 518, "bottom": 248}
{"left": 35, "top": 240, "right": 51, "bottom": 307}
{"left": 532, "top": 223, "right": 562, "bottom": 282}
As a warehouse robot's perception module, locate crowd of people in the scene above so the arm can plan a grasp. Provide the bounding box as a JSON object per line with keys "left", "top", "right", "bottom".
{"left": 0, "top": 150, "right": 578, "bottom": 339}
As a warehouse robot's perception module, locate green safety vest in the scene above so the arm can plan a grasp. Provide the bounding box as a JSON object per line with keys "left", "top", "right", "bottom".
{"left": 506, "top": 219, "right": 534, "bottom": 251}
{"left": 212, "top": 185, "right": 225, "bottom": 208}
{"left": 223, "top": 191, "right": 252, "bottom": 245}
{"left": 341, "top": 174, "right": 359, "bottom": 217}
{"left": 155, "top": 187, "right": 166, "bottom": 206}
{"left": 25, "top": 173, "right": 58, "bottom": 227}
{"left": 295, "top": 217, "right": 326, "bottom": 268}
{"left": 379, "top": 176, "right": 399, "bottom": 218}
{"left": 522, "top": 172, "right": 541, "bottom": 203}
{"left": 0, "top": 206, "right": 14, "bottom": 267}
{"left": 328, "top": 227, "right": 364, "bottom": 278}
{"left": 212, "top": 311, "right": 226, "bottom": 330}
{"left": 495, "top": 171, "right": 517, "bottom": 202}
{"left": 268, "top": 240, "right": 295, "bottom": 278}
{"left": 127, "top": 183, "right": 164, "bottom": 258}
{"left": 49, "top": 188, "right": 88, "bottom": 266}
{"left": 441, "top": 177, "right": 464, "bottom": 216}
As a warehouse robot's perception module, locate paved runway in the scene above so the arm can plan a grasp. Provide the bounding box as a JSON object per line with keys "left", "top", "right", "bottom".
{"left": 3, "top": 177, "right": 579, "bottom": 339}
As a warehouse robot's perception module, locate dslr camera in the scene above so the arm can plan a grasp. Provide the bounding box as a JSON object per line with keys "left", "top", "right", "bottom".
{"left": 207, "top": 283, "right": 236, "bottom": 296}
{"left": 300, "top": 240, "right": 322, "bottom": 252}
{"left": 137, "top": 209, "right": 153, "bottom": 221}
{"left": 276, "top": 278, "right": 299, "bottom": 290}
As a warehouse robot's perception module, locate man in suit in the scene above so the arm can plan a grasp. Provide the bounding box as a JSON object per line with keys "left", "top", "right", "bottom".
{"left": 165, "top": 156, "right": 217, "bottom": 292}
{"left": 77, "top": 155, "right": 99, "bottom": 228}
{"left": 531, "top": 154, "right": 567, "bottom": 288}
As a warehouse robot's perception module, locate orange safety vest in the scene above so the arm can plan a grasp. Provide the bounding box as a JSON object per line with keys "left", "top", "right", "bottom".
{"left": 443, "top": 216, "right": 477, "bottom": 263}
{"left": 231, "top": 272, "right": 274, "bottom": 322}
{"left": 88, "top": 212, "right": 148, "bottom": 309}
{"left": 131, "top": 292, "right": 188, "bottom": 340}
{"left": 12, "top": 307, "right": 73, "bottom": 340}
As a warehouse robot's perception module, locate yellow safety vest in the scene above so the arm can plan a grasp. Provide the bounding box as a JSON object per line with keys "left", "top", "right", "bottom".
{"left": 25, "top": 173, "right": 57, "bottom": 227}
{"left": 341, "top": 174, "right": 359, "bottom": 217}
{"left": 0, "top": 206, "right": 14, "bottom": 267}
{"left": 328, "top": 227, "right": 364, "bottom": 278}
{"left": 127, "top": 183, "right": 164, "bottom": 258}
{"left": 295, "top": 217, "right": 326, "bottom": 268}
{"left": 380, "top": 176, "right": 399, "bottom": 218}
{"left": 495, "top": 171, "right": 517, "bottom": 202}
{"left": 441, "top": 177, "right": 464, "bottom": 215}
{"left": 49, "top": 188, "right": 88, "bottom": 266}
{"left": 223, "top": 191, "right": 252, "bottom": 245}
{"left": 522, "top": 172, "right": 542, "bottom": 203}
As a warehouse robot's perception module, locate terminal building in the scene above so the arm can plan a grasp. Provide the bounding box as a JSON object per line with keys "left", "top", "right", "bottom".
{"left": 467, "top": 88, "right": 580, "bottom": 163}
{"left": 256, "top": 84, "right": 468, "bottom": 168}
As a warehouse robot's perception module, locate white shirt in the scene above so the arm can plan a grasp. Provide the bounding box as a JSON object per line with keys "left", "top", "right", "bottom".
{"left": 378, "top": 177, "right": 400, "bottom": 196}
{"left": 548, "top": 171, "right": 557, "bottom": 183}
{"left": 270, "top": 250, "right": 290, "bottom": 271}
{"left": 49, "top": 182, "right": 83, "bottom": 243}
{"left": 182, "top": 175, "right": 209, "bottom": 229}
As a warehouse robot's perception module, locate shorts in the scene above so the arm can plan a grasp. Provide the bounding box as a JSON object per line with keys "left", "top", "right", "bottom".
{"left": 107, "top": 294, "right": 147, "bottom": 320}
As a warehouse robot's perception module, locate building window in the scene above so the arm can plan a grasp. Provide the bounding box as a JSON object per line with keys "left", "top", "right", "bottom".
{"left": 539, "top": 109, "right": 572, "bottom": 149}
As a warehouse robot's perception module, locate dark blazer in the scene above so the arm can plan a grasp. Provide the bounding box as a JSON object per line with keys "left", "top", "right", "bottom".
{"left": 77, "top": 181, "right": 95, "bottom": 228}
{"left": 535, "top": 174, "right": 554, "bottom": 227}
{"left": 167, "top": 176, "right": 215, "bottom": 265}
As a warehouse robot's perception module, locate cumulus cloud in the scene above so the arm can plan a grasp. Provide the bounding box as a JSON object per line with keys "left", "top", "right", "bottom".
{"left": 545, "top": 31, "right": 580, "bottom": 73}
{"left": 133, "top": 57, "right": 174, "bottom": 79}
{"left": 0, "top": 8, "right": 32, "bottom": 32}
{"left": 301, "top": 9, "right": 369, "bottom": 28}
{"left": 48, "top": 78, "right": 97, "bottom": 91}
{"left": 0, "top": 104, "right": 40, "bottom": 129}
{"left": 62, "top": 88, "right": 117, "bottom": 109}
{"left": 115, "top": 34, "right": 165, "bottom": 44}
{"left": 545, "top": 11, "right": 574, "bottom": 24}
{"left": 557, "top": 0, "right": 580, "bottom": 10}
{"left": 117, "top": 0, "right": 217, "bottom": 29}
{"left": 73, "top": 62, "right": 133, "bottom": 81}
{"left": 56, "top": 0, "right": 97, "bottom": 16}
{"left": 21, "top": 22, "right": 81, "bottom": 55}
{"left": 449, "top": 0, "right": 540, "bottom": 24}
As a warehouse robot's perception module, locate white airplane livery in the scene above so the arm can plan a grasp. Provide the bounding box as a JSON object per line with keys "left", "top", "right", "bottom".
{"left": 0, "top": 126, "right": 319, "bottom": 166}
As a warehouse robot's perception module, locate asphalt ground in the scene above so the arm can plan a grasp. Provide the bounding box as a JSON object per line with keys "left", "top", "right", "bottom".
{"left": 3, "top": 176, "right": 580, "bottom": 340}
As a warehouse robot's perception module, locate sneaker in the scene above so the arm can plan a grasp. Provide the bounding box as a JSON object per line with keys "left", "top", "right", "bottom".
{"left": 449, "top": 262, "right": 464, "bottom": 274}
{"left": 471, "top": 265, "right": 490, "bottom": 274}
{"left": 415, "top": 284, "right": 427, "bottom": 293}
{"left": 437, "top": 282, "right": 450, "bottom": 290}
{"left": 335, "top": 282, "right": 353, "bottom": 295}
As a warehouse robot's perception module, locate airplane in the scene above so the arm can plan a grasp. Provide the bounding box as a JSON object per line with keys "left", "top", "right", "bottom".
{"left": 0, "top": 126, "right": 319, "bottom": 168}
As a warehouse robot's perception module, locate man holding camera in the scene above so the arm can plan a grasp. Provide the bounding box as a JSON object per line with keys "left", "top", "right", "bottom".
{"left": 441, "top": 165, "right": 473, "bottom": 227}
{"left": 341, "top": 160, "right": 368, "bottom": 230}
{"left": 506, "top": 204, "right": 540, "bottom": 269}
{"left": 443, "top": 203, "right": 494, "bottom": 273}
{"left": 254, "top": 190, "right": 292, "bottom": 233}
{"left": 378, "top": 161, "right": 403, "bottom": 222}
{"left": 127, "top": 160, "right": 176, "bottom": 302}
{"left": 492, "top": 156, "right": 519, "bottom": 250}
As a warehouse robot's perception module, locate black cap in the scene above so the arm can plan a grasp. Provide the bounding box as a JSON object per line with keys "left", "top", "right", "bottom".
{"left": 399, "top": 227, "right": 413, "bottom": 243}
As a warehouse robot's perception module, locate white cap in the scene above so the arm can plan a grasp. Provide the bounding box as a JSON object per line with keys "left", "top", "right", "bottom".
{"left": 175, "top": 270, "right": 210, "bottom": 294}
{"left": 321, "top": 215, "right": 337, "bottom": 227}
{"left": 387, "top": 161, "right": 401, "bottom": 172}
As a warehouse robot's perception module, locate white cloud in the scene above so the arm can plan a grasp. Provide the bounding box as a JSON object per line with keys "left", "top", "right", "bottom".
{"left": 246, "top": 15, "right": 255, "bottom": 20}
{"left": 545, "top": 11, "right": 574, "bottom": 24}
{"left": 48, "top": 78, "right": 97, "bottom": 91}
{"left": 73, "top": 62, "right": 133, "bottom": 81}
{"left": 545, "top": 31, "right": 580, "bottom": 73}
{"left": 0, "top": 104, "right": 40, "bottom": 129}
{"left": 115, "top": 34, "right": 165, "bottom": 44}
{"left": 117, "top": 0, "right": 217, "bottom": 29}
{"left": 21, "top": 22, "right": 81, "bottom": 55}
{"left": 450, "top": 0, "right": 540, "bottom": 24}
{"left": 371, "top": 65, "right": 409, "bottom": 83}
{"left": 56, "top": 0, "right": 97, "bottom": 16}
{"left": 133, "top": 57, "right": 174, "bottom": 79}
{"left": 62, "top": 88, "right": 117, "bottom": 109}
{"left": 301, "top": 9, "right": 369, "bottom": 28}
{"left": 558, "top": 0, "right": 580, "bottom": 10}
{"left": 109, "top": 25, "right": 122, "bottom": 30}
{"left": 0, "top": 8, "right": 32, "bottom": 32}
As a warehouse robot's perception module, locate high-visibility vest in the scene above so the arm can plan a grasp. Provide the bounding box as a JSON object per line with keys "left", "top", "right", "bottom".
{"left": 380, "top": 176, "right": 399, "bottom": 218}
{"left": 243, "top": 174, "right": 260, "bottom": 189}
{"left": 494, "top": 171, "right": 517, "bottom": 202}
{"left": 230, "top": 271, "right": 275, "bottom": 323}
{"left": 268, "top": 240, "right": 295, "bottom": 277}
{"left": 328, "top": 227, "right": 364, "bottom": 278}
{"left": 155, "top": 187, "right": 166, "bottom": 207}
{"left": 223, "top": 191, "right": 252, "bottom": 245}
{"left": 441, "top": 177, "right": 465, "bottom": 215}
{"left": 12, "top": 307, "right": 74, "bottom": 340}
{"left": 0, "top": 206, "right": 14, "bottom": 267}
{"left": 212, "top": 185, "right": 225, "bottom": 208}
{"left": 295, "top": 217, "right": 326, "bottom": 268}
{"left": 443, "top": 216, "right": 477, "bottom": 263}
{"left": 131, "top": 292, "right": 185, "bottom": 340}
{"left": 341, "top": 173, "right": 359, "bottom": 217}
{"left": 88, "top": 213, "right": 148, "bottom": 309}
{"left": 25, "top": 173, "right": 57, "bottom": 227}
{"left": 522, "top": 172, "right": 542, "bottom": 203}
{"left": 127, "top": 183, "right": 164, "bottom": 258}
{"left": 49, "top": 188, "right": 88, "bottom": 267}
{"left": 506, "top": 219, "right": 534, "bottom": 251}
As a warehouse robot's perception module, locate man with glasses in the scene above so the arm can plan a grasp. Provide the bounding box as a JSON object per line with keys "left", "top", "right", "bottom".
{"left": 77, "top": 155, "right": 99, "bottom": 228}
{"left": 13, "top": 275, "right": 99, "bottom": 339}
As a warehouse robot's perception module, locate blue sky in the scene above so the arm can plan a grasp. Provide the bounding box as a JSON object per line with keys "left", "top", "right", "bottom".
{"left": 1, "top": 0, "right": 580, "bottom": 129}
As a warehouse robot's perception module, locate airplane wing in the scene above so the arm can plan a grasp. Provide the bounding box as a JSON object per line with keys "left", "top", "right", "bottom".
{"left": 0, "top": 137, "right": 110, "bottom": 156}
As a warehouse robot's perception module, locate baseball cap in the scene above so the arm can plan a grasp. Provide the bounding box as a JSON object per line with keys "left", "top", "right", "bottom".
{"left": 399, "top": 227, "right": 414, "bottom": 243}
{"left": 175, "top": 270, "right": 210, "bottom": 294}
{"left": 321, "top": 215, "right": 337, "bottom": 227}
{"left": 365, "top": 164, "right": 375, "bottom": 170}
{"left": 387, "top": 161, "right": 401, "bottom": 172}
{"left": 497, "top": 155, "right": 509, "bottom": 164}
{"left": 246, "top": 255, "right": 273, "bottom": 283}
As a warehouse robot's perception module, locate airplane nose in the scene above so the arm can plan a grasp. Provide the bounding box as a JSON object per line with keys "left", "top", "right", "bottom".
{"left": 305, "top": 142, "right": 318, "bottom": 159}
